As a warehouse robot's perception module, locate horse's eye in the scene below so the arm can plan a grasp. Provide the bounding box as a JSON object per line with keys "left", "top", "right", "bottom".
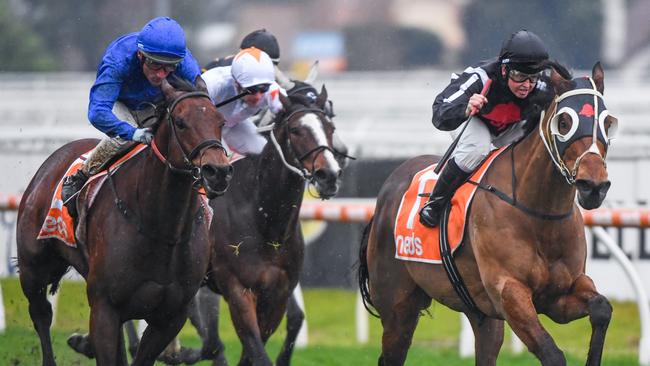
{"left": 289, "top": 127, "right": 302, "bottom": 135}
{"left": 558, "top": 116, "right": 572, "bottom": 135}
{"left": 175, "top": 118, "right": 187, "bottom": 130}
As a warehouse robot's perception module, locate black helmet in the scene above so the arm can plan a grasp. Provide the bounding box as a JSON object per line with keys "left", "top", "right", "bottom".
{"left": 240, "top": 29, "right": 280, "bottom": 65}
{"left": 499, "top": 30, "right": 548, "bottom": 74}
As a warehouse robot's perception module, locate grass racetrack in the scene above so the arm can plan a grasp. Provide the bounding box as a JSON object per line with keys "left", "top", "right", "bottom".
{"left": 0, "top": 278, "right": 641, "bottom": 365}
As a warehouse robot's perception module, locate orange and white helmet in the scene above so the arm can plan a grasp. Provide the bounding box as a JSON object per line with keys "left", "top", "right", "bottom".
{"left": 231, "top": 47, "right": 275, "bottom": 88}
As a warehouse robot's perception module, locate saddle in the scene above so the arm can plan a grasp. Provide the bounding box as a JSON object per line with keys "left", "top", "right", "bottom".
{"left": 38, "top": 144, "right": 149, "bottom": 247}
{"left": 393, "top": 146, "right": 509, "bottom": 263}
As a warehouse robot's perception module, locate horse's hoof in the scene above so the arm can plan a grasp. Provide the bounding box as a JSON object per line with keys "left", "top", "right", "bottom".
{"left": 67, "top": 333, "right": 95, "bottom": 358}
{"left": 211, "top": 351, "right": 229, "bottom": 366}
{"left": 158, "top": 346, "right": 202, "bottom": 365}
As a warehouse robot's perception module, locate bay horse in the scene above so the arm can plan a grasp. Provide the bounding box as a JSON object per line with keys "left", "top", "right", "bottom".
{"left": 16, "top": 77, "right": 233, "bottom": 366}
{"left": 358, "top": 63, "right": 616, "bottom": 365}
{"left": 197, "top": 85, "right": 342, "bottom": 366}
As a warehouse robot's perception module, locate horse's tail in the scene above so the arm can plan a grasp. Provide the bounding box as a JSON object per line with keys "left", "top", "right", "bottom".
{"left": 357, "top": 216, "right": 380, "bottom": 318}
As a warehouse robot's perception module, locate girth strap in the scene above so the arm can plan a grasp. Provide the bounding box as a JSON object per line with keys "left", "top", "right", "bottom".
{"left": 439, "top": 201, "right": 486, "bottom": 324}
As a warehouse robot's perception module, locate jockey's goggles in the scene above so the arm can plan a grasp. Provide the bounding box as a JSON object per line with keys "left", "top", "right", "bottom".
{"left": 508, "top": 69, "right": 541, "bottom": 83}
{"left": 143, "top": 57, "right": 179, "bottom": 73}
{"left": 246, "top": 83, "right": 271, "bottom": 94}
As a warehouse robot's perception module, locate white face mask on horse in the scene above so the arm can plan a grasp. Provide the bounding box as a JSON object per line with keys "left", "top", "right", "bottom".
{"left": 541, "top": 76, "right": 618, "bottom": 184}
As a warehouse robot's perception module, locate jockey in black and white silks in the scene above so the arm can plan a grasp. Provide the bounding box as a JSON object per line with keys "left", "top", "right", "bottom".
{"left": 420, "top": 30, "right": 555, "bottom": 228}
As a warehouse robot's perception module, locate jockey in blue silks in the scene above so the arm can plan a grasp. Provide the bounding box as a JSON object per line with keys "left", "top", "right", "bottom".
{"left": 62, "top": 16, "right": 202, "bottom": 203}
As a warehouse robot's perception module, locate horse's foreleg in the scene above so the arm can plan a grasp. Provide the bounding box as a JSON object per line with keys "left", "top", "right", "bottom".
{"left": 124, "top": 320, "right": 140, "bottom": 358}
{"left": 466, "top": 313, "right": 504, "bottom": 366}
{"left": 226, "top": 287, "right": 273, "bottom": 366}
{"left": 89, "top": 298, "right": 124, "bottom": 366}
{"left": 544, "top": 274, "right": 611, "bottom": 366}
{"left": 276, "top": 293, "right": 304, "bottom": 366}
{"left": 500, "top": 279, "right": 566, "bottom": 366}
{"left": 20, "top": 271, "right": 57, "bottom": 366}
{"left": 132, "top": 311, "right": 188, "bottom": 366}
{"left": 190, "top": 286, "right": 227, "bottom": 364}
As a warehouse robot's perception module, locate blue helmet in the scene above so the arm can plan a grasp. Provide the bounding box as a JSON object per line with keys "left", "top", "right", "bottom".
{"left": 137, "top": 17, "right": 186, "bottom": 63}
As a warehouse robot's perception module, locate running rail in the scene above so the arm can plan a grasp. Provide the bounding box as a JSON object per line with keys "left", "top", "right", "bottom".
{"left": 1, "top": 194, "right": 649, "bottom": 363}
{"left": 5, "top": 193, "right": 650, "bottom": 227}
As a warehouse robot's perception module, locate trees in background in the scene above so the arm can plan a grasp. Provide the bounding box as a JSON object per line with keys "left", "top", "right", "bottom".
{"left": 0, "top": 0, "right": 55, "bottom": 71}
{"left": 462, "top": 0, "right": 602, "bottom": 70}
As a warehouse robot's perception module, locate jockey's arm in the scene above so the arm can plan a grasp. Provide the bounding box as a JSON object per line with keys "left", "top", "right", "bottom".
{"left": 266, "top": 82, "right": 286, "bottom": 114}
{"left": 88, "top": 66, "right": 138, "bottom": 140}
{"left": 431, "top": 73, "right": 484, "bottom": 131}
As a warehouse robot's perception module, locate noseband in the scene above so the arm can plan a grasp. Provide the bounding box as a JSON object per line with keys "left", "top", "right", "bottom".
{"left": 261, "top": 106, "right": 341, "bottom": 183}
{"left": 151, "top": 91, "right": 227, "bottom": 179}
{"left": 539, "top": 78, "right": 611, "bottom": 185}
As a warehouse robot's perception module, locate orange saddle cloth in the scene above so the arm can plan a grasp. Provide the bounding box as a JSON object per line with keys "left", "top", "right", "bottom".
{"left": 37, "top": 144, "right": 213, "bottom": 247}
{"left": 394, "top": 146, "right": 508, "bottom": 263}
{"left": 37, "top": 145, "right": 149, "bottom": 247}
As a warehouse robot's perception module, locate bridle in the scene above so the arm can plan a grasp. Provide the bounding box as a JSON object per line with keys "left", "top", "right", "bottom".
{"left": 539, "top": 77, "right": 614, "bottom": 185}
{"left": 150, "top": 91, "right": 228, "bottom": 180}
{"left": 259, "top": 106, "right": 342, "bottom": 183}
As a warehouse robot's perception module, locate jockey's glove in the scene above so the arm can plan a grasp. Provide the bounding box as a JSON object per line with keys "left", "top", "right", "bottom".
{"left": 133, "top": 127, "right": 154, "bottom": 145}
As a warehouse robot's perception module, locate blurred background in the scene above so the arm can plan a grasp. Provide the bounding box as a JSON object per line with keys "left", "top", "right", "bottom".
{"left": 1, "top": 0, "right": 650, "bottom": 364}
{"left": 0, "top": 0, "right": 649, "bottom": 298}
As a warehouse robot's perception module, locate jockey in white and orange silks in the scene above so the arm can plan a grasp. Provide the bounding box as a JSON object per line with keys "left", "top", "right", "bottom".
{"left": 201, "top": 47, "right": 286, "bottom": 155}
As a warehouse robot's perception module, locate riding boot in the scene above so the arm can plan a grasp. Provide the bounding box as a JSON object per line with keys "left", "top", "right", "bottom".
{"left": 419, "top": 158, "right": 472, "bottom": 228}
{"left": 61, "top": 169, "right": 88, "bottom": 204}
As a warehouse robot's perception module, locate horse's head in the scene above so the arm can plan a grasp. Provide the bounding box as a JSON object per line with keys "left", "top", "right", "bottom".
{"left": 543, "top": 62, "right": 617, "bottom": 209}
{"left": 155, "top": 77, "right": 233, "bottom": 198}
{"left": 270, "top": 85, "right": 342, "bottom": 198}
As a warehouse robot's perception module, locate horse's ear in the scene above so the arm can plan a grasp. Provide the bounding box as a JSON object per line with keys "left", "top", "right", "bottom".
{"left": 304, "top": 60, "right": 319, "bottom": 84}
{"left": 195, "top": 75, "right": 208, "bottom": 93}
{"left": 275, "top": 66, "right": 295, "bottom": 90}
{"left": 161, "top": 78, "right": 178, "bottom": 100}
{"left": 316, "top": 85, "right": 328, "bottom": 109}
{"left": 550, "top": 68, "right": 572, "bottom": 96}
{"left": 592, "top": 61, "right": 604, "bottom": 95}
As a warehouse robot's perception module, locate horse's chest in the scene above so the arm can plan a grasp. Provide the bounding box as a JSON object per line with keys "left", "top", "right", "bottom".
{"left": 530, "top": 260, "right": 576, "bottom": 298}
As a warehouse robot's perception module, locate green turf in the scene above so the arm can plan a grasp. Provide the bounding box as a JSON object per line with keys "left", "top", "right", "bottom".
{"left": 0, "top": 278, "right": 642, "bottom": 365}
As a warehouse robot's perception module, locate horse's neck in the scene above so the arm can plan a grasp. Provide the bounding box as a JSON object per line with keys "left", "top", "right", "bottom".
{"left": 254, "top": 138, "right": 305, "bottom": 241}
{"left": 135, "top": 149, "right": 199, "bottom": 239}
{"left": 511, "top": 127, "right": 576, "bottom": 213}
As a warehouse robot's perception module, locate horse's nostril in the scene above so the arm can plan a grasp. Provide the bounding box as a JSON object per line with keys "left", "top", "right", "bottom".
{"left": 575, "top": 179, "right": 595, "bottom": 194}
{"left": 202, "top": 164, "right": 233, "bottom": 181}
{"left": 598, "top": 181, "right": 611, "bottom": 196}
{"left": 314, "top": 169, "right": 327, "bottom": 181}
{"left": 201, "top": 164, "right": 217, "bottom": 179}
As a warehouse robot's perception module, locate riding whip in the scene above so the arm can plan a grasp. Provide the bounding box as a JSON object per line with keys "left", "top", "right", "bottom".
{"left": 434, "top": 78, "right": 492, "bottom": 174}
{"left": 215, "top": 90, "right": 251, "bottom": 108}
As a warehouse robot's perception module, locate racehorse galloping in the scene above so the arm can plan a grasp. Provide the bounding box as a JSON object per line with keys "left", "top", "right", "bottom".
{"left": 204, "top": 86, "right": 342, "bottom": 366}
{"left": 359, "top": 63, "right": 615, "bottom": 365}
{"left": 16, "top": 78, "right": 233, "bottom": 366}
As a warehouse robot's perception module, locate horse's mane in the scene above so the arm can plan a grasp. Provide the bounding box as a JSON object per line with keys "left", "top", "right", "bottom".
{"left": 518, "top": 60, "right": 573, "bottom": 138}
{"left": 287, "top": 80, "right": 319, "bottom": 107}
{"left": 166, "top": 73, "right": 201, "bottom": 92}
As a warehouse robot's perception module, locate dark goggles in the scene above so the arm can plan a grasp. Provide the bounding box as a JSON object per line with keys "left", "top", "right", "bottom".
{"left": 508, "top": 69, "right": 541, "bottom": 83}
{"left": 143, "top": 57, "right": 179, "bottom": 73}
{"left": 246, "top": 83, "right": 271, "bottom": 94}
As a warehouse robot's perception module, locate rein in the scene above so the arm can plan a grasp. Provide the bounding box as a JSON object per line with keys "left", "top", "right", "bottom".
{"left": 468, "top": 145, "right": 574, "bottom": 221}
{"left": 104, "top": 90, "right": 223, "bottom": 244}
{"left": 104, "top": 167, "right": 206, "bottom": 246}
{"left": 260, "top": 107, "right": 345, "bottom": 183}
{"left": 151, "top": 91, "right": 227, "bottom": 181}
